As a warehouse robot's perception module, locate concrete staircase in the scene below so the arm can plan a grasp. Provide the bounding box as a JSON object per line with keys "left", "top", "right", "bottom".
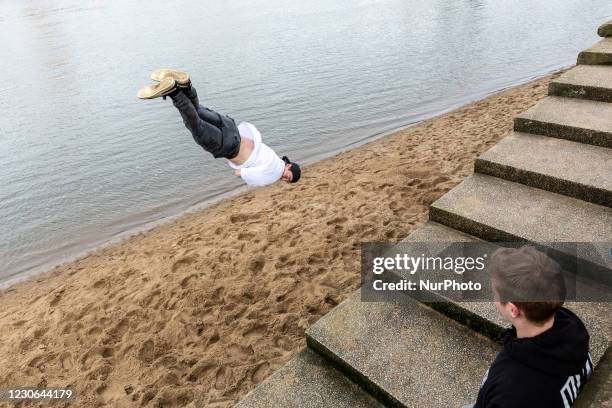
{"left": 236, "top": 21, "right": 612, "bottom": 408}
{"left": 548, "top": 65, "right": 612, "bottom": 103}
{"left": 513, "top": 96, "right": 612, "bottom": 147}
{"left": 578, "top": 38, "right": 612, "bottom": 65}
{"left": 474, "top": 131, "right": 611, "bottom": 206}
{"left": 304, "top": 292, "right": 500, "bottom": 407}
{"left": 235, "top": 348, "right": 385, "bottom": 408}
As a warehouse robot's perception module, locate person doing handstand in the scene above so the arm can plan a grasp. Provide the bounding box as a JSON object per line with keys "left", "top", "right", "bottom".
{"left": 138, "top": 69, "right": 301, "bottom": 186}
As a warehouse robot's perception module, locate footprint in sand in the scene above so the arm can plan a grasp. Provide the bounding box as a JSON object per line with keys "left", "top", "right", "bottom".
{"left": 214, "top": 366, "right": 232, "bottom": 390}
{"left": 248, "top": 255, "right": 265, "bottom": 273}
{"left": 275, "top": 254, "right": 296, "bottom": 268}
{"left": 49, "top": 288, "right": 65, "bottom": 307}
{"left": 179, "top": 273, "right": 199, "bottom": 288}
{"left": 396, "top": 186, "right": 412, "bottom": 195}
{"left": 404, "top": 169, "right": 432, "bottom": 179}
{"left": 326, "top": 216, "right": 348, "bottom": 226}
{"left": 59, "top": 352, "right": 74, "bottom": 370}
{"left": 419, "top": 191, "right": 443, "bottom": 206}
{"left": 27, "top": 352, "right": 56, "bottom": 369}
{"left": 171, "top": 255, "right": 197, "bottom": 273}
{"left": 389, "top": 201, "right": 400, "bottom": 211}
{"left": 307, "top": 254, "right": 324, "bottom": 265}
{"left": 273, "top": 335, "right": 292, "bottom": 351}
{"left": 207, "top": 331, "right": 220, "bottom": 346}
{"left": 229, "top": 213, "right": 260, "bottom": 223}
{"left": 12, "top": 319, "right": 28, "bottom": 327}
{"left": 137, "top": 339, "right": 155, "bottom": 363}
{"left": 277, "top": 203, "right": 296, "bottom": 212}
{"left": 80, "top": 346, "right": 106, "bottom": 370}
{"left": 139, "top": 387, "right": 158, "bottom": 405}
{"left": 432, "top": 175, "right": 451, "bottom": 185}
{"left": 237, "top": 232, "right": 255, "bottom": 241}
{"left": 385, "top": 229, "right": 398, "bottom": 239}
{"left": 106, "top": 319, "right": 129, "bottom": 343}
{"left": 243, "top": 324, "right": 266, "bottom": 339}
{"left": 92, "top": 278, "right": 107, "bottom": 289}
{"left": 343, "top": 190, "right": 357, "bottom": 200}
{"left": 144, "top": 289, "right": 162, "bottom": 308}
{"left": 101, "top": 347, "right": 114, "bottom": 358}
{"left": 227, "top": 344, "right": 254, "bottom": 360}
{"left": 252, "top": 362, "right": 270, "bottom": 384}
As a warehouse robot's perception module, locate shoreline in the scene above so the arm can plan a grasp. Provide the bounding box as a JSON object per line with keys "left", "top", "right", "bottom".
{"left": 0, "top": 66, "right": 570, "bottom": 290}
{"left": 0, "top": 72, "right": 561, "bottom": 407}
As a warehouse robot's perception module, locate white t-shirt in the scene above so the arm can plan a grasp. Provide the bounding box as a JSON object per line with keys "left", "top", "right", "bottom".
{"left": 227, "top": 122, "right": 285, "bottom": 187}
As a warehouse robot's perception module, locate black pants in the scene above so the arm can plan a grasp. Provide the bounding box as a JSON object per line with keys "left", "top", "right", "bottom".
{"left": 171, "top": 86, "right": 241, "bottom": 159}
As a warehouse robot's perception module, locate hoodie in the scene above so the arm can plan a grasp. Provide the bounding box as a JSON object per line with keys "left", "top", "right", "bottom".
{"left": 474, "top": 308, "right": 592, "bottom": 408}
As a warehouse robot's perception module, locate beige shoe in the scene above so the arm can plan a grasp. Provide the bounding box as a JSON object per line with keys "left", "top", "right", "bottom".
{"left": 137, "top": 77, "right": 177, "bottom": 99}
{"left": 150, "top": 69, "right": 190, "bottom": 86}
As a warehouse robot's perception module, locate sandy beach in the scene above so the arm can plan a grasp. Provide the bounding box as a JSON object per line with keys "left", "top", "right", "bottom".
{"left": 0, "top": 73, "right": 559, "bottom": 407}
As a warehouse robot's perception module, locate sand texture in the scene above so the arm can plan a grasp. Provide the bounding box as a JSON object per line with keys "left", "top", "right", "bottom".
{"left": 0, "top": 74, "right": 556, "bottom": 407}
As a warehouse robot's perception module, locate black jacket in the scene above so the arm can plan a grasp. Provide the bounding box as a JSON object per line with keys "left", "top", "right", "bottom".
{"left": 474, "top": 308, "right": 592, "bottom": 408}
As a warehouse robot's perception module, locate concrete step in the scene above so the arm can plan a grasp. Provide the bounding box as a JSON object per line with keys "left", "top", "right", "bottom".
{"left": 514, "top": 96, "right": 612, "bottom": 148}
{"left": 549, "top": 65, "right": 612, "bottom": 103}
{"left": 235, "top": 348, "right": 384, "bottom": 408}
{"left": 306, "top": 290, "right": 500, "bottom": 408}
{"left": 573, "top": 347, "right": 612, "bottom": 408}
{"left": 395, "top": 221, "right": 611, "bottom": 366}
{"left": 429, "top": 173, "right": 612, "bottom": 242}
{"left": 474, "top": 132, "right": 612, "bottom": 207}
{"left": 428, "top": 174, "right": 612, "bottom": 282}
{"left": 578, "top": 38, "right": 612, "bottom": 65}
{"left": 598, "top": 21, "right": 612, "bottom": 38}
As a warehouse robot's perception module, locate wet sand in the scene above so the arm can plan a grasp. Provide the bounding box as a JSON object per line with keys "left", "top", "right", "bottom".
{"left": 0, "top": 73, "right": 558, "bottom": 407}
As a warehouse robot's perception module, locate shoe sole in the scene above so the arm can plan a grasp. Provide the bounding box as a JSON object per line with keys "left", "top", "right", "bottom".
{"left": 150, "top": 69, "right": 190, "bottom": 86}
{"left": 137, "top": 77, "right": 177, "bottom": 99}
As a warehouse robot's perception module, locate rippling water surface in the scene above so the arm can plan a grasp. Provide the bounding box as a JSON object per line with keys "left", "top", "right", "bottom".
{"left": 0, "top": 0, "right": 610, "bottom": 284}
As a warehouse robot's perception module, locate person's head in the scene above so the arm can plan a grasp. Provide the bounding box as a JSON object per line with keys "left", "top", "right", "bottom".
{"left": 281, "top": 156, "right": 301, "bottom": 184}
{"left": 488, "top": 245, "right": 566, "bottom": 327}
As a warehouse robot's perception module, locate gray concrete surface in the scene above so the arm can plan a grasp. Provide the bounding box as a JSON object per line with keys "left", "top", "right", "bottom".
{"left": 396, "top": 221, "right": 611, "bottom": 365}
{"left": 428, "top": 174, "right": 612, "bottom": 282}
{"left": 430, "top": 174, "right": 612, "bottom": 242}
{"left": 475, "top": 132, "right": 612, "bottom": 206}
{"left": 578, "top": 38, "right": 612, "bottom": 65}
{"left": 514, "top": 96, "right": 612, "bottom": 148}
{"left": 235, "top": 348, "right": 384, "bottom": 408}
{"left": 424, "top": 297, "right": 610, "bottom": 367}
{"left": 306, "top": 290, "right": 500, "bottom": 408}
{"left": 573, "top": 347, "right": 612, "bottom": 408}
{"left": 549, "top": 65, "right": 612, "bottom": 102}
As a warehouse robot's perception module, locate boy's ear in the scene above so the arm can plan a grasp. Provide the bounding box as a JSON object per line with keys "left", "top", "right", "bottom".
{"left": 507, "top": 302, "right": 521, "bottom": 319}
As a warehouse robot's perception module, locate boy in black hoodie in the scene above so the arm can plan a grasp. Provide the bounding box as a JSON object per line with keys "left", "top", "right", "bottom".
{"left": 470, "top": 246, "right": 592, "bottom": 408}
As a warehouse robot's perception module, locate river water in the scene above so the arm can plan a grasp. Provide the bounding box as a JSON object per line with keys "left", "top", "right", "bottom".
{"left": 0, "top": 0, "right": 610, "bottom": 285}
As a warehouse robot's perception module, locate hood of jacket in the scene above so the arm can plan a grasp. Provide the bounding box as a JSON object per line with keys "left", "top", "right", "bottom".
{"left": 503, "top": 307, "right": 589, "bottom": 378}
